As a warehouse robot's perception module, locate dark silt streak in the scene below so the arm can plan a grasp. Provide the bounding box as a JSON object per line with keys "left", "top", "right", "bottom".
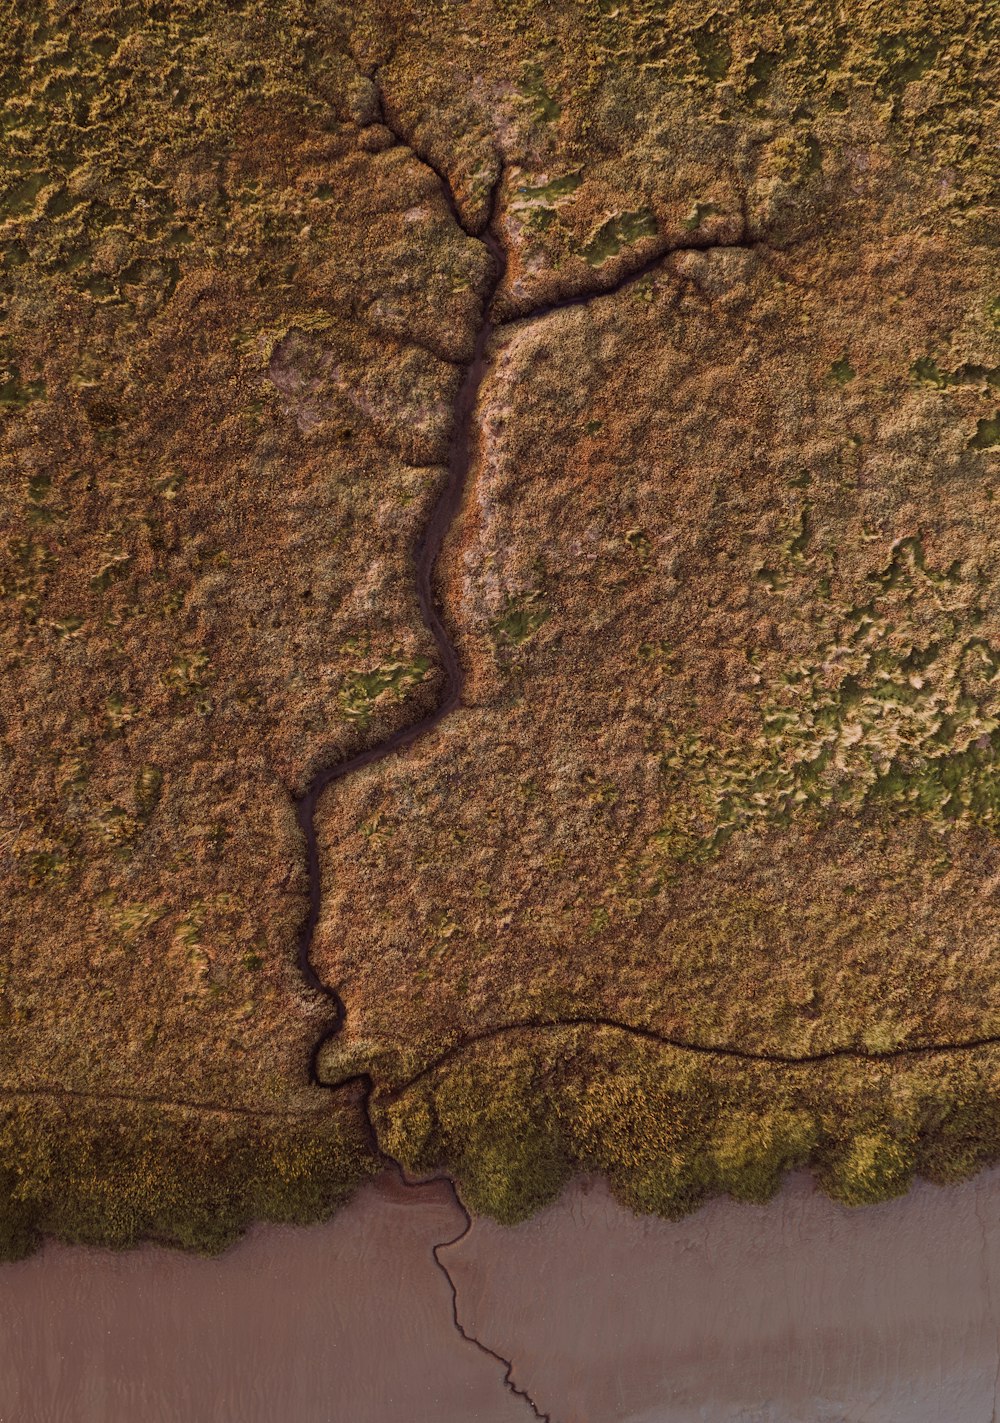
{"left": 429, "top": 1183, "right": 552, "bottom": 1422}
{"left": 288, "top": 72, "right": 1000, "bottom": 1423}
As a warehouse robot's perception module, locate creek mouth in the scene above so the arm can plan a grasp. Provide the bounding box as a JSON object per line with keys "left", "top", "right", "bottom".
{"left": 289, "top": 74, "right": 760, "bottom": 1412}
{"left": 289, "top": 83, "right": 548, "bottom": 1416}
{"left": 287, "top": 78, "right": 1000, "bottom": 1423}
{"left": 291, "top": 80, "right": 1000, "bottom": 1200}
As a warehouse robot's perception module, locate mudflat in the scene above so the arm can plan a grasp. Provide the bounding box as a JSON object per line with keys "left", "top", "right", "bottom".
{"left": 449, "top": 1168, "right": 1000, "bottom": 1422}
{"left": 2, "top": 1168, "right": 1000, "bottom": 1422}
{"left": 0, "top": 1172, "right": 524, "bottom": 1423}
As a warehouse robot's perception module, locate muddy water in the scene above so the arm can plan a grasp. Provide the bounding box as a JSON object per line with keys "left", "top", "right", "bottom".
{"left": 2, "top": 1168, "right": 1000, "bottom": 1423}
{"left": 448, "top": 1167, "right": 1000, "bottom": 1422}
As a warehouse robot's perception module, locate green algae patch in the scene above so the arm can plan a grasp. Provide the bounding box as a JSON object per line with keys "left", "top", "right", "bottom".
{"left": 690, "top": 22, "right": 732, "bottom": 83}
{"left": 519, "top": 62, "right": 561, "bottom": 122}
{"left": 969, "top": 415, "right": 1000, "bottom": 450}
{"left": 578, "top": 209, "right": 658, "bottom": 266}
{"left": 510, "top": 169, "right": 582, "bottom": 233}
{"left": 874, "top": 31, "right": 941, "bottom": 92}
{"left": 744, "top": 49, "right": 781, "bottom": 104}
{"left": 0, "top": 172, "right": 51, "bottom": 219}
{"left": 0, "top": 372, "right": 46, "bottom": 409}
{"left": 829, "top": 356, "right": 856, "bottom": 384}
{"left": 492, "top": 592, "right": 550, "bottom": 647}
{"left": 912, "top": 356, "right": 952, "bottom": 387}
{"left": 682, "top": 202, "right": 719, "bottom": 231}
{"left": 516, "top": 172, "right": 583, "bottom": 203}
{"left": 913, "top": 357, "right": 1000, "bottom": 389}
{"left": 339, "top": 656, "right": 434, "bottom": 725}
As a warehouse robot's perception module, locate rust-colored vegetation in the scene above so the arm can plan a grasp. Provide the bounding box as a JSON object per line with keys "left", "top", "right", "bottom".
{"left": 0, "top": 0, "right": 998, "bottom": 1249}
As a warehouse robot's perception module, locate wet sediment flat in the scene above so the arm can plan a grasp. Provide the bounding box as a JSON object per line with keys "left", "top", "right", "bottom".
{"left": 2, "top": 1167, "right": 1000, "bottom": 1422}
{"left": 0, "top": 1173, "right": 524, "bottom": 1423}
{"left": 448, "top": 1168, "right": 1000, "bottom": 1422}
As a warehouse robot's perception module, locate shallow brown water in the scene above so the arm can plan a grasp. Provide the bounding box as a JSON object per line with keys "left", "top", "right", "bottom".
{"left": 2, "top": 1167, "right": 1000, "bottom": 1422}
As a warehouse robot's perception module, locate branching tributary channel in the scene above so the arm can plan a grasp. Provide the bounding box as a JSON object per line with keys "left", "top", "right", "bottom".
{"left": 291, "top": 71, "right": 999, "bottom": 1421}
{"left": 292, "top": 75, "right": 559, "bottom": 1416}
{"left": 294, "top": 91, "right": 770, "bottom": 1106}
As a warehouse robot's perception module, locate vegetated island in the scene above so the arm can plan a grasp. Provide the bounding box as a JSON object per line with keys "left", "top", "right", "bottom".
{"left": 0, "top": 0, "right": 998, "bottom": 1257}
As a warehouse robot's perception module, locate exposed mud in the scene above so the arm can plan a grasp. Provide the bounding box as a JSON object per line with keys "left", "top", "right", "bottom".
{"left": 290, "top": 64, "right": 765, "bottom": 1404}
{"left": 0, "top": 1173, "right": 526, "bottom": 1423}
{"left": 447, "top": 1167, "right": 1000, "bottom": 1423}
{"left": 2, "top": 1168, "right": 1000, "bottom": 1422}
{"left": 293, "top": 63, "right": 1000, "bottom": 1401}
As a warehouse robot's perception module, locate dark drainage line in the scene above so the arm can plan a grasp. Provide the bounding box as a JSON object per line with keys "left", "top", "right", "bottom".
{"left": 288, "top": 71, "right": 862, "bottom": 1423}
{"left": 293, "top": 143, "right": 508, "bottom": 1080}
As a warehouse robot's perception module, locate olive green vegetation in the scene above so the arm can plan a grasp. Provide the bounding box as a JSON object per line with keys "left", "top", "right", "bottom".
{"left": 341, "top": 0, "right": 998, "bottom": 311}
{"left": 2, "top": 0, "right": 999, "bottom": 1255}
{"left": 0, "top": 0, "right": 486, "bottom": 1254}
{"left": 312, "top": 0, "right": 1000, "bottom": 1224}
{"left": 663, "top": 538, "right": 1000, "bottom": 851}
{"left": 0, "top": 1098, "right": 375, "bottom": 1261}
{"left": 374, "top": 1031, "right": 1000, "bottom": 1224}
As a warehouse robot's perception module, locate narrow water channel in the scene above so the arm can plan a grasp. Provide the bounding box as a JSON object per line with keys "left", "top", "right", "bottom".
{"left": 1, "top": 1167, "right": 999, "bottom": 1422}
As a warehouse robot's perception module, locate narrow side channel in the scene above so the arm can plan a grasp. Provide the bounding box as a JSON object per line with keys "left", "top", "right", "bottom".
{"left": 289, "top": 76, "right": 770, "bottom": 1423}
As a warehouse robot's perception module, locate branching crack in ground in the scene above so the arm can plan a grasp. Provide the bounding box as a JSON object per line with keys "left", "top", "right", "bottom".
{"left": 295, "top": 76, "right": 823, "bottom": 1090}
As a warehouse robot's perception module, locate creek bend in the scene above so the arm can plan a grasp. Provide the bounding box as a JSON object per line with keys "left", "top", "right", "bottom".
{"left": 290, "top": 83, "right": 1000, "bottom": 1416}
{"left": 291, "top": 80, "right": 547, "bottom": 1416}
{"left": 3, "top": 1167, "right": 1000, "bottom": 1421}
{"left": 293, "top": 75, "right": 995, "bottom": 1423}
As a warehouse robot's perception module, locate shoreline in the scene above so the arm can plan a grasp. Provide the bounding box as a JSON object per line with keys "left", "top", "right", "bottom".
{"left": 2, "top": 1165, "right": 1000, "bottom": 1422}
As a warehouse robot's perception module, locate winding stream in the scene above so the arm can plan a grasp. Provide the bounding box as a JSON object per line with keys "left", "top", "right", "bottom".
{"left": 0, "top": 65, "right": 992, "bottom": 1423}
{"left": 290, "top": 75, "right": 549, "bottom": 1415}
{"left": 295, "top": 79, "right": 1000, "bottom": 1143}
{"left": 289, "top": 69, "right": 1000, "bottom": 1420}
{"left": 292, "top": 113, "right": 509, "bottom": 1089}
